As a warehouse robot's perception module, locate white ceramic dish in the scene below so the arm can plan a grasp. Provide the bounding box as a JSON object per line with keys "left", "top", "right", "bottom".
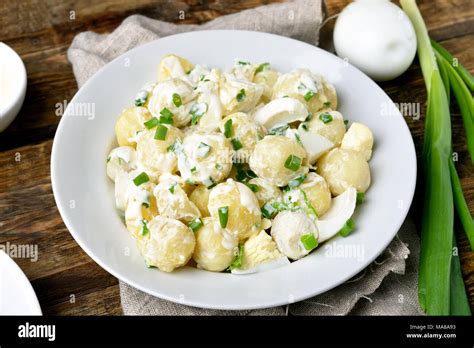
{"left": 0, "top": 42, "right": 27, "bottom": 132}
{"left": 51, "top": 30, "right": 416, "bottom": 310}
{"left": 0, "top": 251, "right": 42, "bottom": 315}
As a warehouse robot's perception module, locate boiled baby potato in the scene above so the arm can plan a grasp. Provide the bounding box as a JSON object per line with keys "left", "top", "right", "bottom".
{"left": 136, "top": 216, "right": 195, "bottom": 272}
{"left": 147, "top": 78, "right": 196, "bottom": 127}
{"left": 153, "top": 175, "right": 201, "bottom": 223}
{"left": 207, "top": 179, "right": 262, "bottom": 241}
{"left": 115, "top": 106, "right": 152, "bottom": 147}
{"left": 177, "top": 132, "right": 233, "bottom": 187}
{"left": 272, "top": 69, "right": 338, "bottom": 113}
{"left": 124, "top": 181, "right": 158, "bottom": 239}
{"left": 271, "top": 210, "right": 319, "bottom": 260}
{"left": 219, "top": 73, "right": 264, "bottom": 115}
{"left": 249, "top": 135, "right": 308, "bottom": 187}
{"left": 317, "top": 148, "right": 371, "bottom": 195}
{"left": 136, "top": 126, "right": 183, "bottom": 175}
{"left": 157, "top": 54, "right": 194, "bottom": 82}
{"left": 304, "top": 110, "right": 346, "bottom": 146}
{"left": 189, "top": 185, "right": 211, "bottom": 217}
{"left": 219, "top": 112, "right": 264, "bottom": 162}
{"left": 340, "top": 122, "right": 374, "bottom": 160}
{"left": 193, "top": 217, "right": 238, "bottom": 272}
{"left": 106, "top": 146, "right": 137, "bottom": 182}
{"left": 247, "top": 177, "right": 282, "bottom": 206}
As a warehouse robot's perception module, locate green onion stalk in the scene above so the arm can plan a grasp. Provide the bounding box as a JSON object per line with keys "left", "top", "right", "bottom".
{"left": 400, "top": 0, "right": 472, "bottom": 315}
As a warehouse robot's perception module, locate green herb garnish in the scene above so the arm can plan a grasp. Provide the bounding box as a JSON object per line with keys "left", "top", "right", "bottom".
{"left": 133, "top": 172, "right": 149, "bottom": 186}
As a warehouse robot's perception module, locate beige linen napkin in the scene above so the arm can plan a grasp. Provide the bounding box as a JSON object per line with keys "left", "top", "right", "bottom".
{"left": 67, "top": 0, "right": 423, "bottom": 315}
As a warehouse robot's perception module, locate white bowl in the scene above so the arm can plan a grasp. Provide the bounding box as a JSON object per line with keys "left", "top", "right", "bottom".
{"left": 0, "top": 251, "right": 42, "bottom": 315}
{"left": 51, "top": 30, "right": 416, "bottom": 310}
{"left": 0, "top": 42, "right": 27, "bottom": 132}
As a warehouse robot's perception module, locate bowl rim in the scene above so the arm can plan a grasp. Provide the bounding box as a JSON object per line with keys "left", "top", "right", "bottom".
{"left": 51, "top": 29, "right": 417, "bottom": 310}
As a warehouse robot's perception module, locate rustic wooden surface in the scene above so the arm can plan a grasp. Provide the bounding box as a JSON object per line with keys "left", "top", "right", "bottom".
{"left": 0, "top": 0, "right": 472, "bottom": 315}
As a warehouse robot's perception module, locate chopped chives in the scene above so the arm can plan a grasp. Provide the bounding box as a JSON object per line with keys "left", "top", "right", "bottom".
{"left": 196, "top": 142, "right": 211, "bottom": 158}
{"left": 339, "top": 218, "right": 355, "bottom": 237}
{"left": 144, "top": 117, "right": 160, "bottom": 129}
{"left": 344, "top": 119, "right": 349, "bottom": 127}
{"left": 284, "top": 154, "right": 302, "bottom": 171}
{"left": 228, "top": 244, "right": 244, "bottom": 270}
{"left": 159, "top": 108, "right": 174, "bottom": 124}
{"left": 244, "top": 182, "right": 260, "bottom": 193}
{"left": 218, "top": 206, "right": 229, "bottom": 228}
{"left": 323, "top": 101, "right": 331, "bottom": 108}
{"left": 288, "top": 174, "right": 307, "bottom": 189}
{"left": 304, "top": 90, "right": 315, "bottom": 101}
{"left": 172, "top": 93, "right": 182, "bottom": 107}
{"left": 224, "top": 119, "right": 233, "bottom": 138}
{"left": 261, "top": 202, "right": 277, "bottom": 219}
{"left": 319, "top": 112, "right": 333, "bottom": 124}
{"left": 190, "top": 167, "right": 197, "bottom": 174}
{"left": 133, "top": 172, "right": 150, "bottom": 186}
{"left": 140, "top": 219, "right": 149, "bottom": 236}
{"left": 231, "top": 138, "right": 243, "bottom": 151}
{"left": 169, "top": 183, "right": 176, "bottom": 194}
{"left": 190, "top": 102, "right": 208, "bottom": 125}
{"left": 236, "top": 89, "right": 246, "bottom": 102}
{"left": 154, "top": 124, "right": 168, "bottom": 140}
{"left": 269, "top": 124, "right": 289, "bottom": 136}
{"left": 300, "top": 233, "right": 318, "bottom": 251}
{"left": 188, "top": 217, "right": 203, "bottom": 233}
{"left": 255, "top": 62, "right": 270, "bottom": 74}
{"left": 356, "top": 192, "right": 365, "bottom": 205}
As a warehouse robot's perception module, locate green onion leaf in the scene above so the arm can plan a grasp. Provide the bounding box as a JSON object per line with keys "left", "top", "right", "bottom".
{"left": 319, "top": 112, "right": 333, "bottom": 124}
{"left": 356, "top": 192, "right": 365, "bottom": 205}
{"left": 144, "top": 117, "right": 160, "bottom": 129}
{"left": 243, "top": 182, "right": 260, "bottom": 193}
{"left": 300, "top": 233, "right": 318, "bottom": 251}
{"left": 255, "top": 62, "right": 270, "bottom": 74}
{"left": 133, "top": 172, "right": 150, "bottom": 186}
{"left": 218, "top": 206, "right": 229, "bottom": 228}
{"left": 159, "top": 108, "right": 174, "bottom": 124}
{"left": 236, "top": 89, "right": 246, "bottom": 102}
{"left": 228, "top": 245, "right": 244, "bottom": 270}
{"left": 172, "top": 93, "right": 182, "bottom": 107}
{"left": 190, "top": 167, "right": 197, "bottom": 174}
{"left": 288, "top": 174, "right": 306, "bottom": 189}
{"left": 339, "top": 218, "right": 355, "bottom": 237}
{"left": 224, "top": 119, "right": 233, "bottom": 138}
{"left": 268, "top": 124, "right": 289, "bottom": 136}
{"left": 169, "top": 183, "right": 176, "bottom": 194}
{"left": 154, "top": 124, "right": 168, "bottom": 140}
{"left": 188, "top": 218, "right": 203, "bottom": 233}
{"left": 261, "top": 202, "right": 277, "bottom": 219}
{"left": 231, "top": 138, "right": 243, "bottom": 151}
{"left": 284, "top": 154, "right": 302, "bottom": 171}
{"left": 304, "top": 90, "right": 315, "bottom": 101}
{"left": 190, "top": 102, "right": 208, "bottom": 125}
{"left": 237, "top": 60, "right": 250, "bottom": 65}
{"left": 140, "top": 219, "right": 149, "bottom": 236}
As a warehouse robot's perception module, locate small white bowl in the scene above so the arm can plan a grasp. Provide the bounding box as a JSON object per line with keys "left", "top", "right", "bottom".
{"left": 0, "top": 42, "right": 27, "bottom": 132}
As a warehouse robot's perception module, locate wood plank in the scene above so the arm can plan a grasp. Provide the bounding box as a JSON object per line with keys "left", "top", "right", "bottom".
{"left": 0, "top": 0, "right": 472, "bottom": 314}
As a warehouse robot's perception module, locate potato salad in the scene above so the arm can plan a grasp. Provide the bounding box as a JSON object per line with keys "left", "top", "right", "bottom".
{"left": 106, "top": 54, "right": 374, "bottom": 274}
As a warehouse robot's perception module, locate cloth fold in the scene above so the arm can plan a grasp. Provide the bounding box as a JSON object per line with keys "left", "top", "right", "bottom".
{"left": 67, "top": 0, "right": 423, "bottom": 315}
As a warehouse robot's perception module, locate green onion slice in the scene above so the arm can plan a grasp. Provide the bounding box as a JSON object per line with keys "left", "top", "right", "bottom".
{"left": 172, "top": 93, "right": 182, "bottom": 107}
{"left": 188, "top": 218, "right": 203, "bottom": 233}
{"left": 300, "top": 233, "right": 318, "bottom": 251}
{"left": 159, "top": 108, "right": 174, "bottom": 124}
{"left": 236, "top": 89, "right": 246, "bottom": 102}
{"left": 339, "top": 218, "right": 355, "bottom": 237}
{"left": 284, "top": 154, "right": 302, "bottom": 171}
{"left": 224, "top": 119, "right": 233, "bottom": 138}
{"left": 154, "top": 124, "right": 168, "bottom": 140}
{"left": 218, "top": 206, "right": 229, "bottom": 228}
{"left": 319, "top": 112, "right": 333, "bottom": 124}
{"left": 133, "top": 172, "right": 150, "bottom": 186}
{"left": 144, "top": 117, "right": 160, "bottom": 129}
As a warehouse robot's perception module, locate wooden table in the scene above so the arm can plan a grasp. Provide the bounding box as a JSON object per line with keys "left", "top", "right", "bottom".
{"left": 0, "top": 0, "right": 472, "bottom": 315}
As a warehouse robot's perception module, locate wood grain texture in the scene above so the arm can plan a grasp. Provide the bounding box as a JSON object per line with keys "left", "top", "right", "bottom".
{"left": 0, "top": 0, "right": 472, "bottom": 315}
